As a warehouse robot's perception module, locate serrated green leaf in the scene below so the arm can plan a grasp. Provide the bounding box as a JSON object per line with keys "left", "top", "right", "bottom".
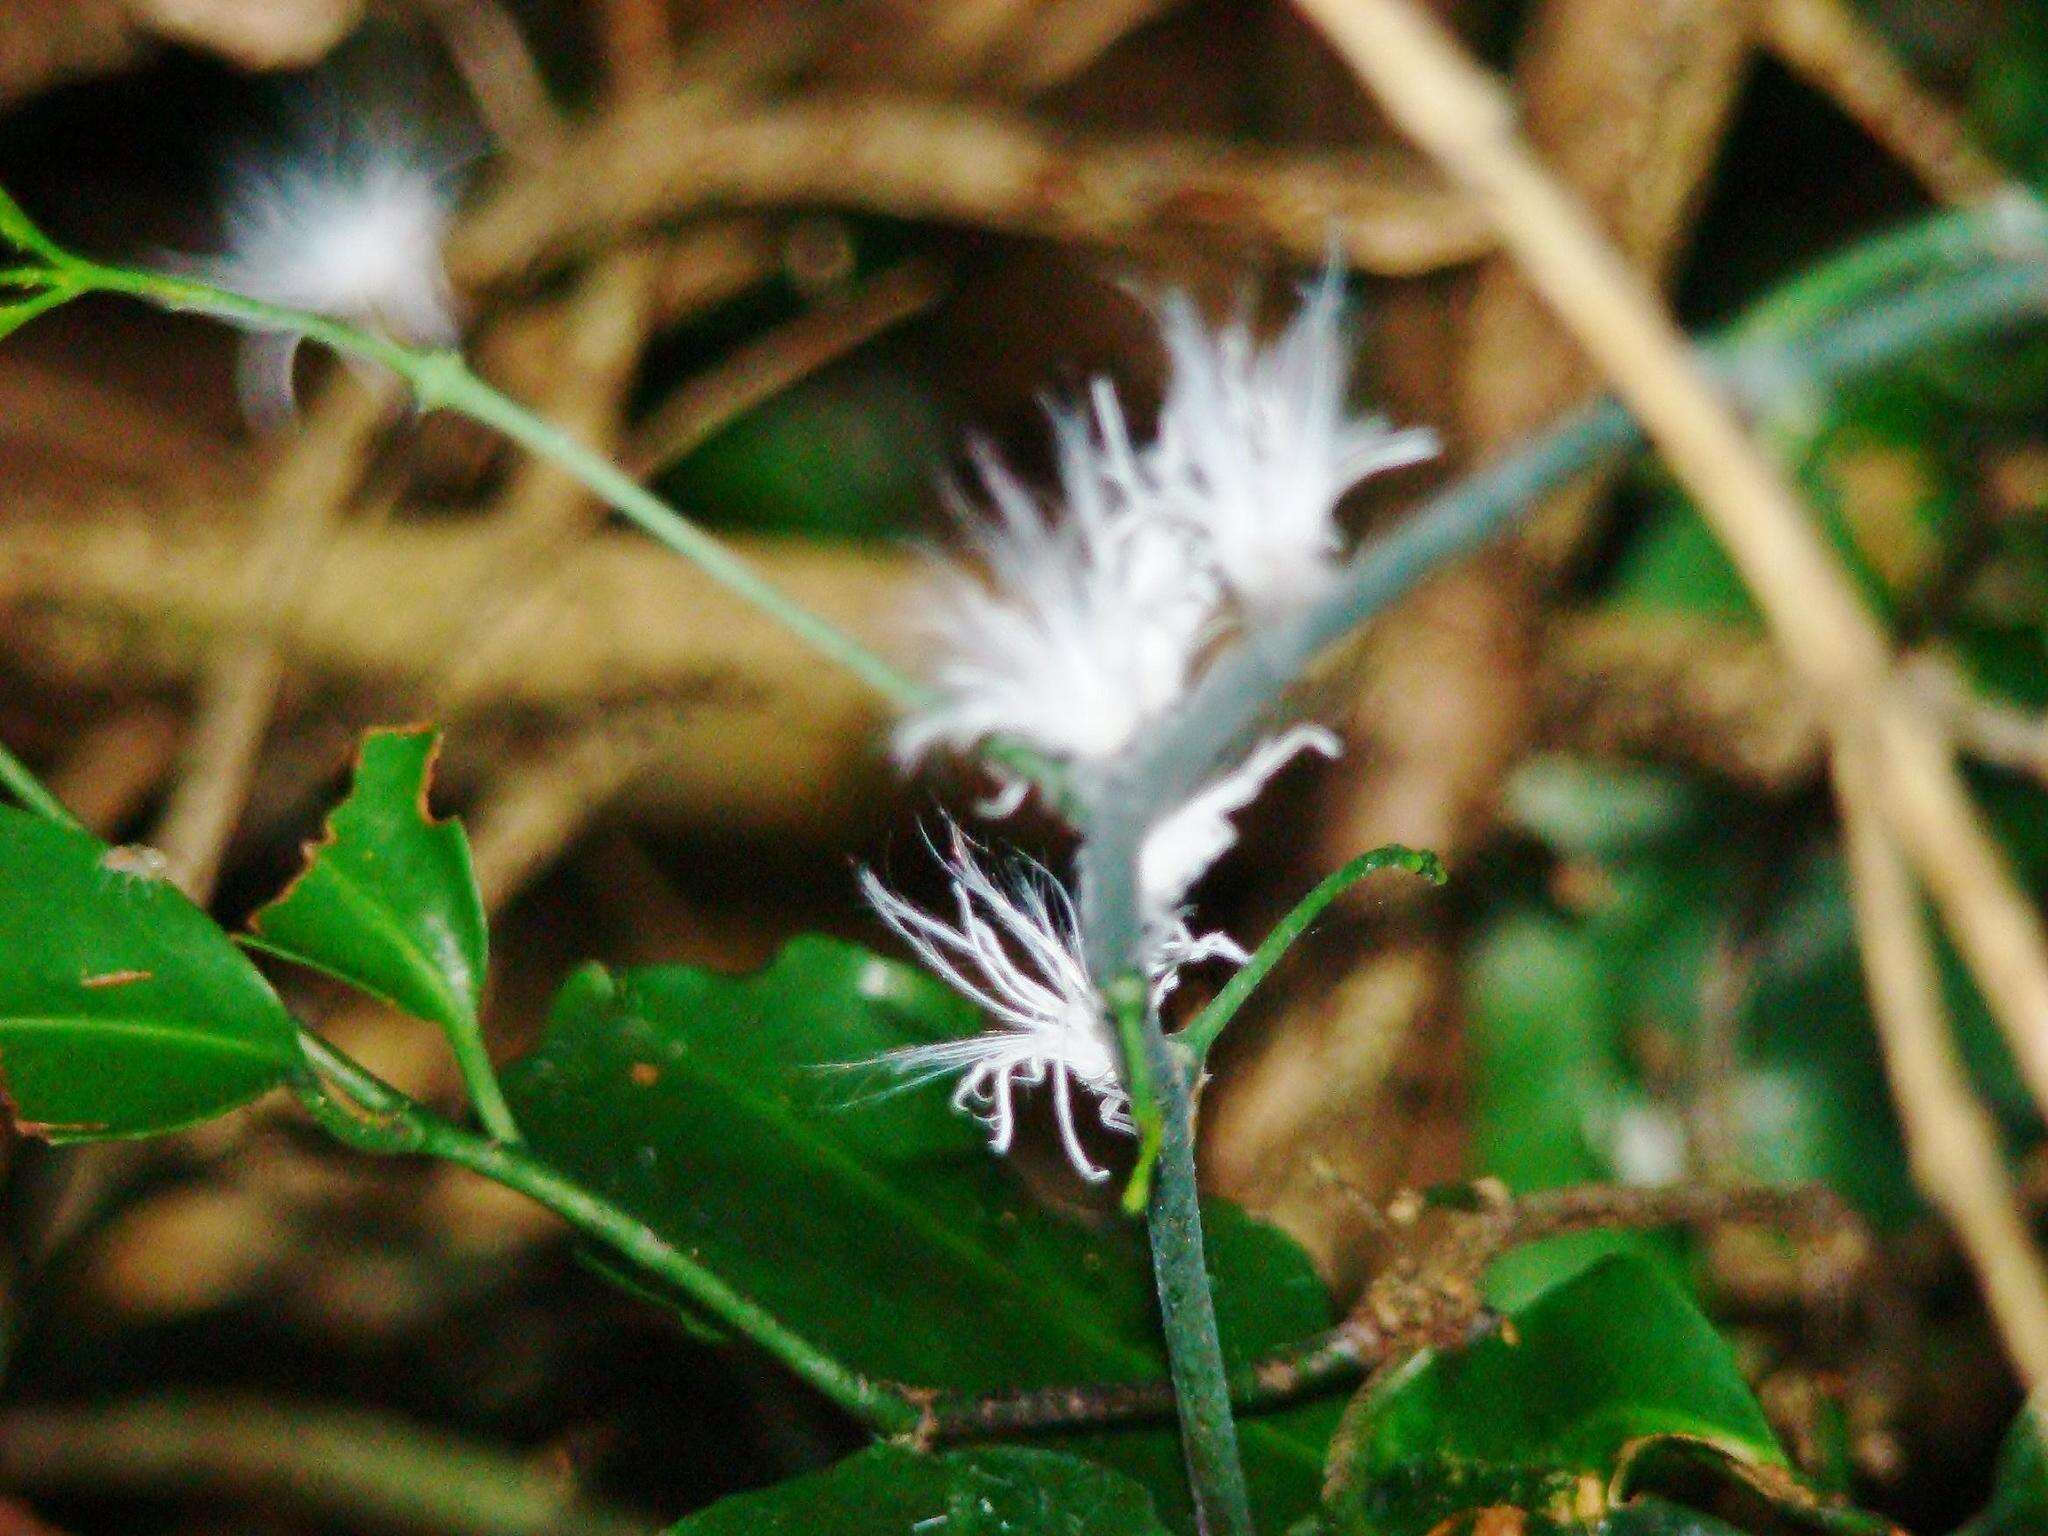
{"left": 248, "top": 727, "right": 487, "bottom": 1036}
{"left": 504, "top": 938, "right": 1339, "bottom": 1531}
{"left": 0, "top": 807, "right": 300, "bottom": 1140}
{"left": 1311, "top": 1256, "right": 1792, "bottom": 1536}
{"left": 663, "top": 1445, "right": 1171, "bottom": 1535}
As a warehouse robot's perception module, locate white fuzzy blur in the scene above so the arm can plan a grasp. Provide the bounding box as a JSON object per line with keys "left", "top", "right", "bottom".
{"left": 893, "top": 399, "right": 1221, "bottom": 782}
{"left": 193, "top": 130, "right": 462, "bottom": 423}
{"left": 1145, "top": 270, "right": 1438, "bottom": 614}
{"left": 895, "top": 267, "right": 1433, "bottom": 917}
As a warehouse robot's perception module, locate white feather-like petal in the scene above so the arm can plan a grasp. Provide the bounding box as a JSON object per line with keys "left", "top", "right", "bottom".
{"left": 856, "top": 828, "right": 1240, "bottom": 1181}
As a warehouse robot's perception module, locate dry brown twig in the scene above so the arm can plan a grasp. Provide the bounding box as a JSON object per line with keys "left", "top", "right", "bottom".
{"left": 1291, "top": 0, "right": 2048, "bottom": 1386}
{"left": 147, "top": 373, "right": 393, "bottom": 903}
{"left": 449, "top": 90, "right": 1493, "bottom": 289}
{"left": 626, "top": 256, "right": 948, "bottom": 478}
{"left": 918, "top": 1178, "right": 1867, "bottom": 1441}
{"left": 1832, "top": 749, "right": 2048, "bottom": 1380}
{"left": 1757, "top": 0, "right": 2009, "bottom": 208}
{"left": 413, "top": 0, "right": 567, "bottom": 160}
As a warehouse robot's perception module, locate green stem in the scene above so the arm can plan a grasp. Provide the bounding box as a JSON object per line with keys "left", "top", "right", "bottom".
{"left": 61, "top": 256, "right": 932, "bottom": 716}
{"left": 1181, "top": 845, "right": 1445, "bottom": 1065}
{"left": 293, "top": 1030, "right": 921, "bottom": 1436}
{"left": 1142, "top": 1025, "right": 1254, "bottom": 1536}
{"left": 0, "top": 739, "right": 83, "bottom": 830}
{"left": 446, "top": 1015, "right": 523, "bottom": 1144}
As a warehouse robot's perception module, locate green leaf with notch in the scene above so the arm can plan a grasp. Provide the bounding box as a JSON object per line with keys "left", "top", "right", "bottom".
{"left": 505, "top": 937, "right": 1340, "bottom": 1532}
{"left": 1310, "top": 1255, "right": 1877, "bottom": 1536}
{"left": 0, "top": 806, "right": 300, "bottom": 1139}
{"left": 248, "top": 727, "right": 487, "bottom": 1038}
{"left": 663, "top": 1445, "right": 1171, "bottom": 1535}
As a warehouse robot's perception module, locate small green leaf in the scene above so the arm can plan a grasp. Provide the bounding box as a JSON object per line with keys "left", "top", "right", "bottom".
{"left": 1314, "top": 1256, "right": 1790, "bottom": 1536}
{"left": 0, "top": 807, "right": 300, "bottom": 1139}
{"left": 505, "top": 938, "right": 1340, "bottom": 1531}
{"left": 663, "top": 1445, "right": 1172, "bottom": 1535}
{"left": 248, "top": 728, "right": 487, "bottom": 1036}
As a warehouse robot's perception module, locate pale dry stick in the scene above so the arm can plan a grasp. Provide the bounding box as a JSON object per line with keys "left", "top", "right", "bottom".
{"left": 1832, "top": 743, "right": 2048, "bottom": 1385}
{"left": 449, "top": 90, "right": 1492, "bottom": 287}
{"left": 464, "top": 710, "right": 681, "bottom": 911}
{"left": 149, "top": 372, "right": 392, "bottom": 902}
{"left": 986, "top": 0, "right": 1179, "bottom": 96}
{"left": 434, "top": 246, "right": 663, "bottom": 712}
{"left": 44, "top": 707, "right": 182, "bottom": 836}
{"left": 1294, "top": 0, "right": 2048, "bottom": 1192}
{"left": 0, "top": 1395, "right": 654, "bottom": 1536}
{"left": 1759, "top": 0, "right": 2008, "bottom": 208}
{"left": 414, "top": 0, "right": 567, "bottom": 160}
{"left": 596, "top": 0, "right": 673, "bottom": 100}
{"left": 1905, "top": 654, "right": 2048, "bottom": 789}
{"left": 898, "top": 0, "right": 1041, "bottom": 84}
{"left": 626, "top": 257, "right": 948, "bottom": 477}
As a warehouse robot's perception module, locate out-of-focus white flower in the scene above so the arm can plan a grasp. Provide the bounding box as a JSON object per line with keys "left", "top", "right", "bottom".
{"left": 1144, "top": 268, "right": 1437, "bottom": 613}
{"left": 859, "top": 829, "right": 1234, "bottom": 1181}
{"left": 1138, "top": 724, "right": 1342, "bottom": 926}
{"left": 189, "top": 119, "right": 464, "bottom": 424}
{"left": 892, "top": 403, "right": 1219, "bottom": 786}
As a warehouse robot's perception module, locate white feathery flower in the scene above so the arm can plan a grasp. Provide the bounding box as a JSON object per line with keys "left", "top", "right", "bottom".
{"left": 1144, "top": 267, "right": 1438, "bottom": 612}
{"left": 859, "top": 830, "right": 1228, "bottom": 1182}
{"left": 892, "top": 402, "right": 1219, "bottom": 780}
{"left": 188, "top": 117, "right": 465, "bottom": 424}
{"left": 1138, "top": 724, "right": 1342, "bottom": 926}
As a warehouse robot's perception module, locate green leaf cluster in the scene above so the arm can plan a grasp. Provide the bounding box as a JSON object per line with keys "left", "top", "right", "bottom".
{"left": 0, "top": 729, "right": 1948, "bottom": 1533}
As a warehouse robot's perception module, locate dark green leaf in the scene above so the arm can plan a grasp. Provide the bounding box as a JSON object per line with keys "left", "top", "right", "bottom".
{"left": 1956, "top": 1407, "right": 2048, "bottom": 1536}
{"left": 505, "top": 938, "right": 1338, "bottom": 1530}
{"left": 0, "top": 807, "right": 300, "bottom": 1139}
{"left": 1463, "top": 911, "right": 1675, "bottom": 1306}
{"left": 663, "top": 1445, "right": 1171, "bottom": 1536}
{"left": 1313, "top": 1256, "right": 1784, "bottom": 1536}
{"left": 248, "top": 727, "right": 486, "bottom": 1036}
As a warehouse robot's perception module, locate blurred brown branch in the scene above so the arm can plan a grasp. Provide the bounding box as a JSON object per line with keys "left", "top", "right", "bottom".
{"left": 451, "top": 89, "right": 1494, "bottom": 287}
{"left": 0, "top": 1396, "right": 655, "bottom": 1536}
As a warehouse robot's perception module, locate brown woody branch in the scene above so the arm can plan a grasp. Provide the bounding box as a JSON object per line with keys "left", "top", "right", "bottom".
{"left": 910, "top": 1180, "right": 1865, "bottom": 1442}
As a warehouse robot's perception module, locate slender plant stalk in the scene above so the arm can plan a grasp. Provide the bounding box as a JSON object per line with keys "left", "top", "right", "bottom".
{"left": 1142, "top": 1027, "right": 1255, "bottom": 1536}
{"left": 290, "top": 1030, "right": 923, "bottom": 1434}
{"left": 0, "top": 742, "right": 82, "bottom": 830}
{"left": 444, "top": 1016, "right": 523, "bottom": 1144}
{"left": 1182, "top": 844, "right": 1444, "bottom": 1065}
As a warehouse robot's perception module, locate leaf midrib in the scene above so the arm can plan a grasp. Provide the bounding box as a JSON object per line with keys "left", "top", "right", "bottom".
{"left": 0, "top": 1012, "right": 290, "bottom": 1063}
{"left": 267, "top": 854, "right": 472, "bottom": 1029}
